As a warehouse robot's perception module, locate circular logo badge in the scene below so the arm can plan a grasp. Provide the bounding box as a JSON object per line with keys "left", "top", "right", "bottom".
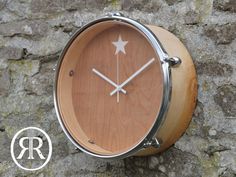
{"left": 10, "top": 127, "right": 52, "bottom": 171}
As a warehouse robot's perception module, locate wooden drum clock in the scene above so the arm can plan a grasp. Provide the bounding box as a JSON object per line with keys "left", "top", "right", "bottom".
{"left": 54, "top": 13, "right": 197, "bottom": 159}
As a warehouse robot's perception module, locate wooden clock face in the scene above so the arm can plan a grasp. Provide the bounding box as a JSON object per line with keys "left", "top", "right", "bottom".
{"left": 57, "top": 21, "right": 164, "bottom": 155}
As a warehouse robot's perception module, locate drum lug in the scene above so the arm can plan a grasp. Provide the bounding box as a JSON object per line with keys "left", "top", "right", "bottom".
{"left": 143, "top": 138, "right": 160, "bottom": 149}
{"left": 165, "top": 57, "right": 182, "bottom": 67}
{"left": 105, "top": 12, "right": 124, "bottom": 17}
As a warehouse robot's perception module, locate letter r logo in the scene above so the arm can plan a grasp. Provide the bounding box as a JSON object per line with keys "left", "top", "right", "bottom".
{"left": 17, "top": 137, "right": 45, "bottom": 160}
{"left": 11, "top": 127, "right": 52, "bottom": 171}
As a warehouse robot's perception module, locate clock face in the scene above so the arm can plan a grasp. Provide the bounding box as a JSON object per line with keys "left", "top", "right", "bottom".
{"left": 56, "top": 21, "right": 164, "bottom": 155}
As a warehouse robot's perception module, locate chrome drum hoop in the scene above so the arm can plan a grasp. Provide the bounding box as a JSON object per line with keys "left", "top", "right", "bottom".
{"left": 53, "top": 13, "right": 172, "bottom": 159}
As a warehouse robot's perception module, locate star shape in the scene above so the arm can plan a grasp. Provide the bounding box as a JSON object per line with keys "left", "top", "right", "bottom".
{"left": 112, "top": 35, "right": 128, "bottom": 55}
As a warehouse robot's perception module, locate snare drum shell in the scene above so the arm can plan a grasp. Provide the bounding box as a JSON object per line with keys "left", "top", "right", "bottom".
{"left": 55, "top": 19, "right": 197, "bottom": 158}
{"left": 136, "top": 25, "right": 197, "bottom": 156}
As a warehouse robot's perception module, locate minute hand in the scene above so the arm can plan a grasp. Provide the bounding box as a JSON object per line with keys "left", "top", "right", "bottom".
{"left": 92, "top": 68, "right": 126, "bottom": 94}
{"left": 110, "top": 58, "right": 155, "bottom": 96}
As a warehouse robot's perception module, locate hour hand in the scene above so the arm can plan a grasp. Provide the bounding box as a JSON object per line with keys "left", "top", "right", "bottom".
{"left": 110, "top": 58, "right": 155, "bottom": 96}
{"left": 92, "top": 68, "right": 126, "bottom": 94}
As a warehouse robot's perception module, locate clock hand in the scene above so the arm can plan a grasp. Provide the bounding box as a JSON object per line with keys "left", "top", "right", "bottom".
{"left": 92, "top": 68, "right": 127, "bottom": 94}
{"left": 110, "top": 58, "right": 155, "bottom": 96}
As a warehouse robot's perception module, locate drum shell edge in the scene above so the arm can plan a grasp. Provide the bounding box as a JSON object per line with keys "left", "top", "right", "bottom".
{"left": 135, "top": 25, "right": 198, "bottom": 156}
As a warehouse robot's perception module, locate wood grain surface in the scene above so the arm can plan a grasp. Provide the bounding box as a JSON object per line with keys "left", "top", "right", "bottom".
{"left": 56, "top": 21, "right": 197, "bottom": 156}
{"left": 57, "top": 22, "right": 164, "bottom": 155}
{"left": 136, "top": 25, "right": 197, "bottom": 156}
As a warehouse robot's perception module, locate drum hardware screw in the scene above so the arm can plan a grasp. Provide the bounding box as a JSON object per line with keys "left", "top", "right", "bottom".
{"left": 69, "top": 70, "right": 74, "bottom": 76}
{"left": 165, "top": 57, "right": 182, "bottom": 67}
{"left": 106, "top": 12, "right": 124, "bottom": 17}
{"left": 88, "top": 139, "right": 95, "bottom": 144}
{"left": 143, "top": 138, "right": 160, "bottom": 148}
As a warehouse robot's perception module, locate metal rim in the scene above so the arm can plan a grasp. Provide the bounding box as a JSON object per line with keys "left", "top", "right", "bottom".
{"left": 53, "top": 13, "right": 171, "bottom": 159}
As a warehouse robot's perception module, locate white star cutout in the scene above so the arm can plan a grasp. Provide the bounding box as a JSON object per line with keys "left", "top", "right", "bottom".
{"left": 112, "top": 35, "right": 128, "bottom": 55}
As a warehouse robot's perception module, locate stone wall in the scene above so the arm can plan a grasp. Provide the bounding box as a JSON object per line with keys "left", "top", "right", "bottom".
{"left": 0, "top": 0, "right": 235, "bottom": 176}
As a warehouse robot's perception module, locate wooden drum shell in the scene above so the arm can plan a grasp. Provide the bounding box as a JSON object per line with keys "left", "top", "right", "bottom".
{"left": 55, "top": 18, "right": 197, "bottom": 158}
{"left": 136, "top": 25, "right": 197, "bottom": 156}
